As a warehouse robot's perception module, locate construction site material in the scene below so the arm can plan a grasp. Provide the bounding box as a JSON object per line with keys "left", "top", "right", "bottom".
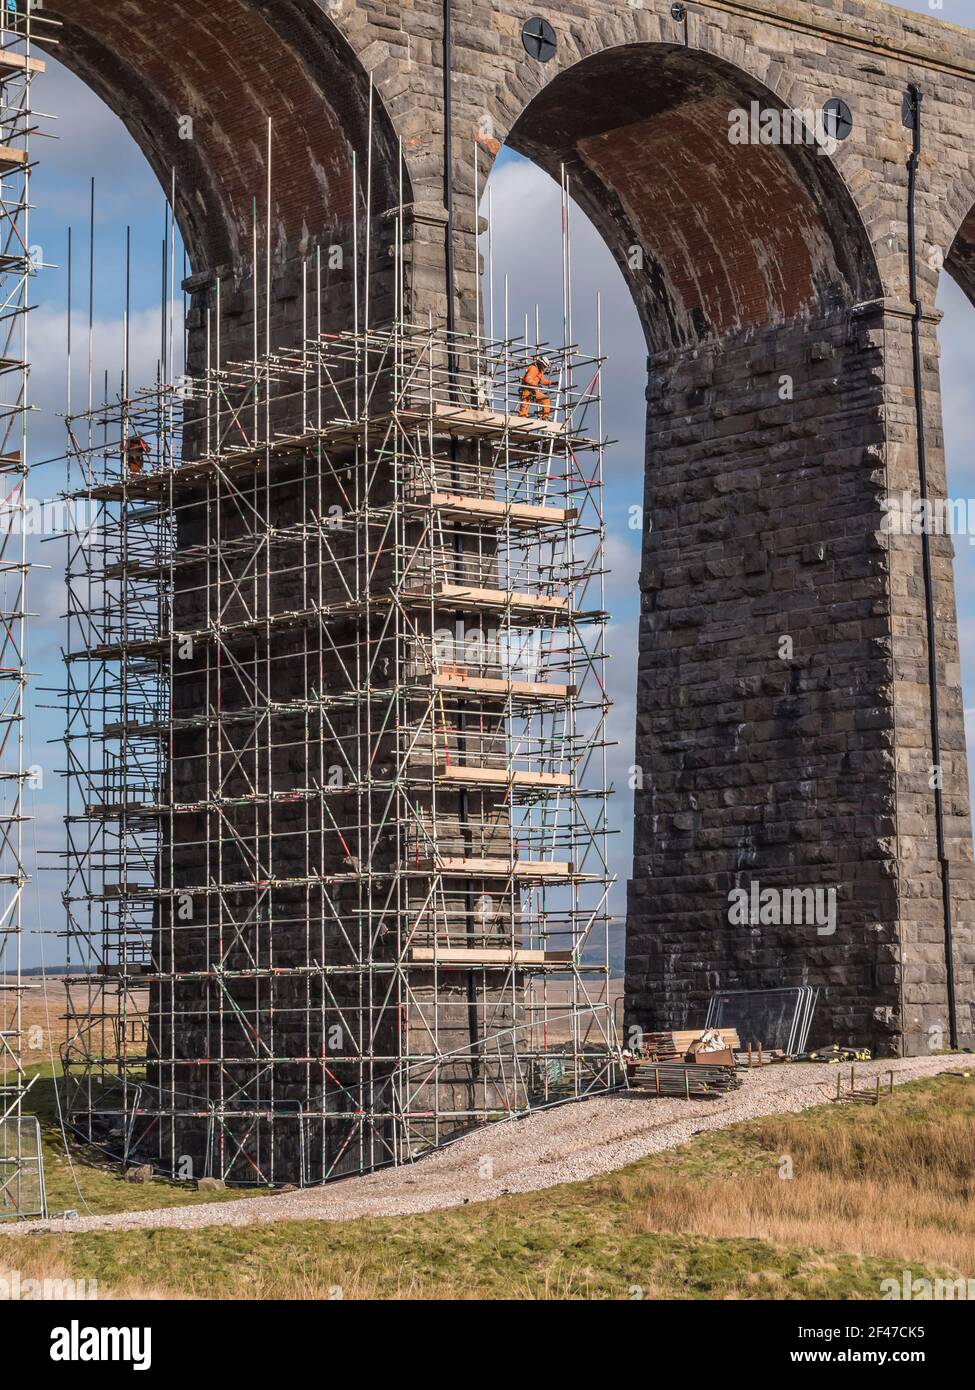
{"left": 829, "top": 1067, "right": 896, "bottom": 1106}
{"left": 57, "top": 173, "right": 617, "bottom": 1184}
{"left": 627, "top": 1062, "right": 742, "bottom": 1098}
{"left": 0, "top": 5, "right": 56, "bottom": 1225}
{"left": 637, "top": 1028, "right": 740, "bottom": 1061}
{"left": 410, "top": 947, "right": 573, "bottom": 967}
{"left": 0, "top": 1114, "right": 45, "bottom": 1222}
{"left": 688, "top": 1048, "right": 735, "bottom": 1067}
{"left": 804, "top": 1045, "right": 872, "bottom": 1064}
{"left": 740, "top": 1043, "right": 787, "bottom": 1068}
{"left": 705, "top": 986, "right": 819, "bottom": 1057}
{"left": 686, "top": 1027, "right": 737, "bottom": 1053}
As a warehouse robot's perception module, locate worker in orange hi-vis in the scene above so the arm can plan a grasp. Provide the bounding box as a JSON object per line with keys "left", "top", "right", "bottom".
{"left": 518, "top": 354, "right": 553, "bottom": 420}
{"left": 124, "top": 435, "right": 151, "bottom": 476}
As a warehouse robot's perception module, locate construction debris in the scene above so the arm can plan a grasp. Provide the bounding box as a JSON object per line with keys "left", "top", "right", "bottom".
{"left": 625, "top": 1026, "right": 744, "bottom": 1097}
{"left": 636, "top": 1028, "right": 740, "bottom": 1062}
{"left": 804, "top": 1045, "right": 872, "bottom": 1064}
{"left": 741, "top": 1043, "right": 785, "bottom": 1068}
{"left": 828, "top": 1067, "right": 895, "bottom": 1106}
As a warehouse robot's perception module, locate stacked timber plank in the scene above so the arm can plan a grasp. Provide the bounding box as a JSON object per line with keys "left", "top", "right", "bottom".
{"left": 640, "top": 1028, "right": 740, "bottom": 1061}
{"left": 626, "top": 1027, "right": 743, "bottom": 1099}
{"left": 627, "top": 1063, "right": 742, "bottom": 1098}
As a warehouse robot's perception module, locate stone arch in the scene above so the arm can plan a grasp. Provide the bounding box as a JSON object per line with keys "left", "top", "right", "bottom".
{"left": 478, "top": 43, "right": 932, "bottom": 1053}
{"left": 48, "top": 0, "right": 405, "bottom": 279}
{"left": 946, "top": 200, "right": 975, "bottom": 309}
{"left": 500, "top": 43, "right": 882, "bottom": 352}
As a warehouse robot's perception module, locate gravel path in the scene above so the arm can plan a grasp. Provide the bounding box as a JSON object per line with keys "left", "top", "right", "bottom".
{"left": 7, "top": 1055, "right": 971, "bottom": 1237}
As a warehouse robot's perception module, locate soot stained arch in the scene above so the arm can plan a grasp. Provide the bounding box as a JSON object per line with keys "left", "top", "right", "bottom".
{"left": 47, "top": 0, "right": 404, "bottom": 276}
{"left": 507, "top": 44, "right": 882, "bottom": 353}
{"left": 946, "top": 204, "right": 975, "bottom": 309}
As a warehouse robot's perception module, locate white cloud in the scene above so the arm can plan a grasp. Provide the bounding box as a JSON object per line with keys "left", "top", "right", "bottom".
{"left": 36, "top": 58, "right": 161, "bottom": 225}
{"left": 29, "top": 300, "right": 183, "bottom": 462}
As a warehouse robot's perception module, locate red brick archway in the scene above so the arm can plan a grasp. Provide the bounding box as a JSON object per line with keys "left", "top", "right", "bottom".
{"left": 506, "top": 44, "right": 882, "bottom": 352}
{"left": 49, "top": 0, "right": 404, "bottom": 275}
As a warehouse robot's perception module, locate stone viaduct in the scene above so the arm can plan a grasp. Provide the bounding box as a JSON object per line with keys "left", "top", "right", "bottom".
{"left": 52, "top": 0, "right": 975, "bottom": 1055}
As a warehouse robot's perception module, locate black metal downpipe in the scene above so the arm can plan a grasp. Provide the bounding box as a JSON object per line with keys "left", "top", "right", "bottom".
{"left": 906, "top": 83, "right": 958, "bottom": 1050}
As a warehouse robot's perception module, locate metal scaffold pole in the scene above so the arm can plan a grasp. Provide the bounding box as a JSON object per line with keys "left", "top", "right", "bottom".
{"left": 0, "top": 1, "right": 57, "bottom": 1224}
{"left": 56, "top": 115, "right": 620, "bottom": 1188}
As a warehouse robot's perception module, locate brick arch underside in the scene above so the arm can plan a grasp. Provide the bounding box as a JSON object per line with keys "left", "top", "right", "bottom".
{"left": 47, "top": 0, "right": 403, "bottom": 275}
{"left": 947, "top": 205, "right": 975, "bottom": 309}
{"left": 507, "top": 44, "right": 881, "bottom": 352}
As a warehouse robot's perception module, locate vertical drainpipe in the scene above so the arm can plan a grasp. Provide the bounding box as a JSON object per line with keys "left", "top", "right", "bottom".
{"left": 905, "top": 83, "right": 958, "bottom": 1050}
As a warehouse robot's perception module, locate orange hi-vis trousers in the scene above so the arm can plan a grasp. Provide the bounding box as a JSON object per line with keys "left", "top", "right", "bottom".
{"left": 519, "top": 386, "right": 551, "bottom": 419}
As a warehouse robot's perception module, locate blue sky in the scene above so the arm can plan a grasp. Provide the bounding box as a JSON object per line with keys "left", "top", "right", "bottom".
{"left": 24, "top": 57, "right": 187, "bottom": 960}
{"left": 18, "top": 0, "right": 975, "bottom": 964}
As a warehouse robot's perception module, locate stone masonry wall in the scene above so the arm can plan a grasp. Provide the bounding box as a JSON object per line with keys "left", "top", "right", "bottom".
{"left": 625, "top": 303, "right": 975, "bottom": 1053}
{"left": 55, "top": 0, "right": 975, "bottom": 1133}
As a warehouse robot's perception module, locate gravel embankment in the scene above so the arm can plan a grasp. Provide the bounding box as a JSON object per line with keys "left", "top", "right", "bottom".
{"left": 7, "top": 1054, "right": 971, "bottom": 1237}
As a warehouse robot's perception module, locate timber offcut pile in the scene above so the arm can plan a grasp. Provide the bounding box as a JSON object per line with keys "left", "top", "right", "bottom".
{"left": 639, "top": 1028, "right": 740, "bottom": 1063}
{"left": 624, "top": 1027, "right": 744, "bottom": 1099}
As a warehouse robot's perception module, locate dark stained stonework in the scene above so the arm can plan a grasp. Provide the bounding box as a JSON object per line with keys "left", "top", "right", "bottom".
{"left": 52, "top": 0, "right": 975, "bottom": 1082}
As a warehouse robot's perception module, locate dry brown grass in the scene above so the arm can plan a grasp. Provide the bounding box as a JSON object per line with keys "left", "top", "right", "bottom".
{"left": 618, "top": 1097, "right": 975, "bottom": 1272}
{"left": 626, "top": 1172, "right": 975, "bottom": 1272}
{"left": 527, "top": 979, "right": 623, "bottom": 1042}
{"left": 1, "top": 978, "right": 131, "bottom": 1053}
{"left": 19, "top": 987, "right": 74, "bottom": 1052}
{"left": 1, "top": 978, "right": 151, "bottom": 1065}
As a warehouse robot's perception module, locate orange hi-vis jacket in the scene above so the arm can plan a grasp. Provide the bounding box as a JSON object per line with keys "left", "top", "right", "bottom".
{"left": 125, "top": 437, "right": 151, "bottom": 475}
{"left": 522, "top": 363, "right": 552, "bottom": 389}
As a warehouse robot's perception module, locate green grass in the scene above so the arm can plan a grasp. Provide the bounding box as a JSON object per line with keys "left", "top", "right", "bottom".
{"left": 2, "top": 1070, "right": 973, "bottom": 1299}
{"left": 3, "top": 1207, "right": 906, "bottom": 1302}
{"left": 19, "top": 1064, "right": 264, "bottom": 1216}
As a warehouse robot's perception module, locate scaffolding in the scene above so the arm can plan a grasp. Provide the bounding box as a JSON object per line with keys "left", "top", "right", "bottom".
{"left": 0, "top": 3, "right": 53, "bottom": 1222}
{"left": 57, "top": 114, "right": 617, "bottom": 1182}
{"left": 58, "top": 315, "right": 620, "bottom": 1183}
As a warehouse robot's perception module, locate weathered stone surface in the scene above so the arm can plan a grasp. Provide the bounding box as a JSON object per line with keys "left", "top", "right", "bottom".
{"left": 56, "top": 0, "right": 975, "bottom": 1187}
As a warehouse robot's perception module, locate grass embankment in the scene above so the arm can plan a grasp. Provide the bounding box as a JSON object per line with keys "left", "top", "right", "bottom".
{"left": 12, "top": 982, "right": 264, "bottom": 1215}
{"left": 17, "top": 1065, "right": 265, "bottom": 1217}
{"left": 2, "top": 1071, "right": 973, "bottom": 1299}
